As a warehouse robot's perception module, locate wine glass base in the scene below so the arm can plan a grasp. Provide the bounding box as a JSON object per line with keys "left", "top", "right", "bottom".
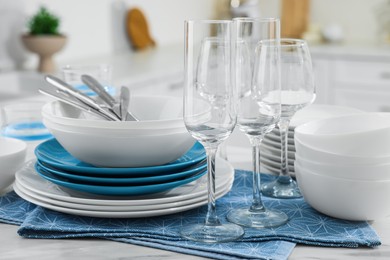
{"left": 227, "top": 208, "right": 288, "bottom": 228}
{"left": 180, "top": 223, "right": 244, "bottom": 243}
{"left": 261, "top": 179, "right": 302, "bottom": 199}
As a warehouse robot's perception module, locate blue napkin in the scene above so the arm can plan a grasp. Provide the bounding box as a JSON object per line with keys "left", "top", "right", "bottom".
{"left": 0, "top": 170, "right": 382, "bottom": 260}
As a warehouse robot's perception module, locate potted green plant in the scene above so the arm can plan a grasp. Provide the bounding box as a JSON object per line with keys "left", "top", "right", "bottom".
{"left": 21, "top": 7, "right": 67, "bottom": 73}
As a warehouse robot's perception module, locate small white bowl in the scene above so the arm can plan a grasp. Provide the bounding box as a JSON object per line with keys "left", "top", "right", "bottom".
{"left": 295, "top": 155, "right": 390, "bottom": 181}
{"left": 0, "top": 137, "right": 27, "bottom": 191}
{"left": 45, "top": 120, "right": 195, "bottom": 168}
{"left": 294, "top": 137, "right": 390, "bottom": 165}
{"left": 294, "top": 113, "right": 390, "bottom": 157}
{"left": 295, "top": 163, "right": 390, "bottom": 221}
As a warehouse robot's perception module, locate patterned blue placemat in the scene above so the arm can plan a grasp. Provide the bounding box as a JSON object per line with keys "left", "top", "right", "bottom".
{"left": 0, "top": 170, "right": 382, "bottom": 260}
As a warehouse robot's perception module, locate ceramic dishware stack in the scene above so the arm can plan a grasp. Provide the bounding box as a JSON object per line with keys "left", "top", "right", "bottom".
{"left": 12, "top": 94, "right": 235, "bottom": 218}
{"left": 294, "top": 112, "right": 390, "bottom": 221}
{"left": 260, "top": 104, "right": 363, "bottom": 176}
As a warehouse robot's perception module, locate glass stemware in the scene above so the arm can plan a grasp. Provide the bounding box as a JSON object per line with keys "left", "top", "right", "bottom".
{"left": 180, "top": 20, "right": 244, "bottom": 243}
{"left": 226, "top": 18, "right": 288, "bottom": 228}
{"left": 261, "top": 38, "right": 316, "bottom": 199}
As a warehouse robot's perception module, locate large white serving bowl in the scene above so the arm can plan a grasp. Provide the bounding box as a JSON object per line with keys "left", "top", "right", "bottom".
{"left": 44, "top": 120, "right": 196, "bottom": 168}
{"left": 295, "top": 155, "right": 390, "bottom": 181}
{"left": 294, "top": 113, "right": 390, "bottom": 157}
{"left": 295, "top": 163, "right": 390, "bottom": 221}
{"left": 294, "top": 136, "right": 390, "bottom": 165}
{"left": 42, "top": 96, "right": 188, "bottom": 130}
{"left": 0, "top": 137, "right": 27, "bottom": 191}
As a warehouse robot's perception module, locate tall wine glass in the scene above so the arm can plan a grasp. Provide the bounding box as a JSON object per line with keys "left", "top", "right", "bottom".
{"left": 261, "top": 38, "right": 316, "bottom": 198}
{"left": 181, "top": 20, "right": 244, "bottom": 243}
{"left": 226, "top": 18, "right": 288, "bottom": 228}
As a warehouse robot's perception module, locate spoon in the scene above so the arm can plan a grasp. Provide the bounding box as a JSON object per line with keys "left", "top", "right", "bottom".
{"left": 119, "top": 86, "right": 139, "bottom": 121}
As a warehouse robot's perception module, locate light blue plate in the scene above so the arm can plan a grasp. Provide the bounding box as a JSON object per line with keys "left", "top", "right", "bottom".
{"left": 36, "top": 159, "right": 207, "bottom": 185}
{"left": 35, "top": 163, "right": 206, "bottom": 196}
{"left": 34, "top": 139, "right": 206, "bottom": 176}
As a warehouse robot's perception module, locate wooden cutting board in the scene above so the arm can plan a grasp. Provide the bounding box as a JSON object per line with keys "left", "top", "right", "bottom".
{"left": 281, "top": 0, "right": 310, "bottom": 38}
{"left": 126, "top": 8, "right": 156, "bottom": 50}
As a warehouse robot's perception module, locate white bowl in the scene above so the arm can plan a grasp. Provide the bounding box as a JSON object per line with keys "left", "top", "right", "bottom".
{"left": 295, "top": 155, "right": 390, "bottom": 181}
{"left": 295, "top": 163, "right": 390, "bottom": 221}
{"left": 294, "top": 113, "right": 390, "bottom": 157}
{"left": 45, "top": 120, "right": 195, "bottom": 168}
{"left": 294, "top": 136, "right": 390, "bottom": 165}
{"left": 42, "top": 117, "right": 186, "bottom": 137}
{"left": 42, "top": 96, "right": 187, "bottom": 129}
{"left": 0, "top": 137, "right": 27, "bottom": 191}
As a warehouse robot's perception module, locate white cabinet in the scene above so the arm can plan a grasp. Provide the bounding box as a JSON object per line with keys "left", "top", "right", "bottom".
{"left": 310, "top": 45, "right": 390, "bottom": 112}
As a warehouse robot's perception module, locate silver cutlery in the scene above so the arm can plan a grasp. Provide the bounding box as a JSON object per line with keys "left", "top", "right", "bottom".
{"left": 39, "top": 84, "right": 114, "bottom": 121}
{"left": 44, "top": 75, "right": 120, "bottom": 121}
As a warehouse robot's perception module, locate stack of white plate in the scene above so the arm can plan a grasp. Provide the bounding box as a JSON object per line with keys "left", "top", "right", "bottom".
{"left": 260, "top": 104, "right": 363, "bottom": 175}
{"left": 13, "top": 139, "right": 234, "bottom": 218}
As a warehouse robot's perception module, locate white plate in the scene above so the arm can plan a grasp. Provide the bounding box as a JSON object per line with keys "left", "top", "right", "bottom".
{"left": 14, "top": 182, "right": 233, "bottom": 218}
{"left": 263, "top": 138, "right": 295, "bottom": 151}
{"left": 261, "top": 142, "right": 295, "bottom": 158}
{"left": 14, "top": 179, "right": 232, "bottom": 212}
{"left": 260, "top": 148, "right": 295, "bottom": 165}
{"left": 264, "top": 134, "right": 295, "bottom": 145}
{"left": 260, "top": 156, "right": 295, "bottom": 172}
{"left": 261, "top": 163, "right": 296, "bottom": 178}
{"left": 15, "top": 158, "right": 234, "bottom": 207}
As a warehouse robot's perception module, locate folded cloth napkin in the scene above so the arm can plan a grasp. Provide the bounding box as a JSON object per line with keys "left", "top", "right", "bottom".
{"left": 0, "top": 170, "right": 381, "bottom": 260}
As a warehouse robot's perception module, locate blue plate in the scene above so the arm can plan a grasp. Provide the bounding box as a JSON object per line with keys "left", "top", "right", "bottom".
{"left": 35, "top": 139, "right": 206, "bottom": 176}
{"left": 35, "top": 163, "right": 207, "bottom": 196}
{"left": 36, "top": 159, "right": 207, "bottom": 185}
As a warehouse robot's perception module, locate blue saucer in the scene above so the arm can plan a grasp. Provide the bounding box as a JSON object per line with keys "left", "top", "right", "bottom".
{"left": 35, "top": 139, "right": 206, "bottom": 176}
{"left": 34, "top": 163, "right": 206, "bottom": 196}
{"left": 36, "top": 159, "right": 207, "bottom": 185}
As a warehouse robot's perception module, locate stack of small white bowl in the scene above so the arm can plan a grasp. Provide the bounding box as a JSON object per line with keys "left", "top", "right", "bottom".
{"left": 294, "top": 113, "right": 390, "bottom": 221}
{"left": 41, "top": 95, "right": 194, "bottom": 168}
{"left": 260, "top": 105, "right": 363, "bottom": 175}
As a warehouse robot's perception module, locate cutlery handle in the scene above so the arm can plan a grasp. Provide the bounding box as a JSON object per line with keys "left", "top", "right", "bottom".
{"left": 81, "top": 75, "right": 116, "bottom": 106}
{"left": 39, "top": 87, "right": 113, "bottom": 121}
{"left": 45, "top": 75, "right": 120, "bottom": 121}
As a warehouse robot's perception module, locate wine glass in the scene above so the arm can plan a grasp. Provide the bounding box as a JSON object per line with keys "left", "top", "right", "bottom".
{"left": 226, "top": 18, "right": 288, "bottom": 228}
{"left": 261, "top": 38, "right": 316, "bottom": 198}
{"left": 180, "top": 20, "right": 244, "bottom": 243}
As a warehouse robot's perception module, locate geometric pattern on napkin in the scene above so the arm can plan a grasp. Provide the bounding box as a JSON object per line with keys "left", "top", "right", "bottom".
{"left": 0, "top": 170, "right": 382, "bottom": 260}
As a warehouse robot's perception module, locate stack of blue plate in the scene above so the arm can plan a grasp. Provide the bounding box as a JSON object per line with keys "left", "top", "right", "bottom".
{"left": 32, "top": 139, "right": 208, "bottom": 196}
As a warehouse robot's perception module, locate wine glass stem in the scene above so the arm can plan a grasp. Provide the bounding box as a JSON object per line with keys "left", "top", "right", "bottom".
{"left": 204, "top": 145, "right": 221, "bottom": 226}
{"left": 248, "top": 136, "right": 265, "bottom": 212}
{"left": 278, "top": 118, "right": 292, "bottom": 184}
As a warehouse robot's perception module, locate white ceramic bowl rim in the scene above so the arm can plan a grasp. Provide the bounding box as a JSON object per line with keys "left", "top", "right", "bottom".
{"left": 43, "top": 118, "right": 189, "bottom": 137}
{"left": 295, "top": 113, "right": 390, "bottom": 137}
{"left": 295, "top": 162, "right": 390, "bottom": 183}
{"left": 0, "top": 137, "right": 27, "bottom": 157}
{"left": 295, "top": 135, "right": 390, "bottom": 160}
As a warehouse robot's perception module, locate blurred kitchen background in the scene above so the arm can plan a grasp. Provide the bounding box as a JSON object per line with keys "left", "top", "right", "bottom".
{"left": 1, "top": 0, "right": 390, "bottom": 111}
